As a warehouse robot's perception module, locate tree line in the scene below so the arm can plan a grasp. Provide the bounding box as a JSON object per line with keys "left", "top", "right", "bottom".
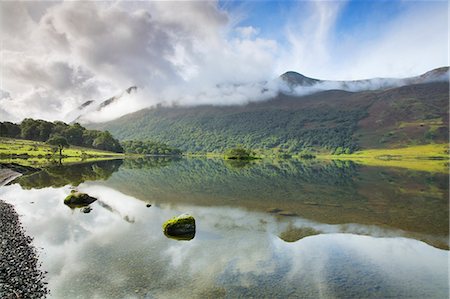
{"left": 0, "top": 119, "right": 123, "bottom": 153}
{"left": 121, "top": 140, "right": 182, "bottom": 155}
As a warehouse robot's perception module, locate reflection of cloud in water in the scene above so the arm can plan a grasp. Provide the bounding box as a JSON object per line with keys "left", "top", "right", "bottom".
{"left": 276, "top": 234, "right": 448, "bottom": 298}
{"left": 0, "top": 184, "right": 447, "bottom": 298}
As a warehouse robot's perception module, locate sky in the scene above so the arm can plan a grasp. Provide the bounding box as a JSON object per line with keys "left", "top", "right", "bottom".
{"left": 0, "top": 0, "right": 448, "bottom": 122}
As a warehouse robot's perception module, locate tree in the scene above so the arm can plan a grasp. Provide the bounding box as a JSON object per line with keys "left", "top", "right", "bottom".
{"left": 224, "top": 147, "right": 256, "bottom": 160}
{"left": 0, "top": 122, "right": 20, "bottom": 138}
{"left": 47, "top": 135, "right": 69, "bottom": 157}
{"left": 92, "top": 131, "right": 123, "bottom": 152}
{"left": 63, "top": 123, "right": 84, "bottom": 145}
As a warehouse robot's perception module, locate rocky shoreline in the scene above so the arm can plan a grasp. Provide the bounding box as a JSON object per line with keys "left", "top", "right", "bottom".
{"left": 0, "top": 199, "right": 48, "bottom": 298}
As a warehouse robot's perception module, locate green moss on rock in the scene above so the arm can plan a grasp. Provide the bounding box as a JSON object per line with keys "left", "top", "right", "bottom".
{"left": 162, "top": 214, "right": 196, "bottom": 240}
{"left": 64, "top": 191, "right": 97, "bottom": 208}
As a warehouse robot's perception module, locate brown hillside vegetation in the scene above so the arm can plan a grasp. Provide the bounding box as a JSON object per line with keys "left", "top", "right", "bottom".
{"left": 356, "top": 82, "right": 448, "bottom": 148}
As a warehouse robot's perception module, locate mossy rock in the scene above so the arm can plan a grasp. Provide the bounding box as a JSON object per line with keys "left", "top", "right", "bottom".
{"left": 162, "top": 214, "right": 196, "bottom": 240}
{"left": 64, "top": 191, "right": 97, "bottom": 208}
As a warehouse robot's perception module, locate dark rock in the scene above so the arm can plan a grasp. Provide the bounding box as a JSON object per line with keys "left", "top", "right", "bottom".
{"left": 64, "top": 191, "right": 97, "bottom": 208}
{"left": 162, "top": 214, "right": 196, "bottom": 241}
{"left": 278, "top": 211, "right": 298, "bottom": 217}
{"left": 146, "top": 204, "right": 152, "bottom": 208}
{"left": 80, "top": 207, "right": 92, "bottom": 214}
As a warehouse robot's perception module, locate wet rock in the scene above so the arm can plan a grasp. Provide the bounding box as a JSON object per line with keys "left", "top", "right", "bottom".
{"left": 64, "top": 191, "right": 97, "bottom": 208}
{"left": 80, "top": 207, "right": 92, "bottom": 214}
{"left": 267, "top": 208, "right": 298, "bottom": 216}
{"left": 267, "top": 208, "right": 283, "bottom": 214}
{"left": 162, "top": 214, "right": 196, "bottom": 240}
{"left": 278, "top": 211, "right": 298, "bottom": 217}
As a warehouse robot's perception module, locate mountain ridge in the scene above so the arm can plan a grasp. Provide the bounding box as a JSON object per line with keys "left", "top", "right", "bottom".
{"left": 88, "top": 69, "right": 449, "bottom": 154}
{"left": 66, "top": 86, "right": 138, "bottom": 123}
{"left": 76, "top": 67, "right": 449, "bottom": 126}
{"left": 278, "top": 66, "right": 449, "bottom": 93}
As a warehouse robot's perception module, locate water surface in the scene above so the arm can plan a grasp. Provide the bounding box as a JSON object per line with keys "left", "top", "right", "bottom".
{"left": 1, "top": 158, "right": 448, "bottom": 298}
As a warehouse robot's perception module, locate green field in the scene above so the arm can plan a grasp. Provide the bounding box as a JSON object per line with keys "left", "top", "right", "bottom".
{"left": 319, "top": 143, "right": 449, "bottom": 173}
{"left": 0, "top": 138, "right": 124, "bottom": 167}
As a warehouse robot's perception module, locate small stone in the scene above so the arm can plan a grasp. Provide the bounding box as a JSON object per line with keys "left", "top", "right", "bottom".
{"left": 80, "top": 206, "right": 92, "bottom": 214}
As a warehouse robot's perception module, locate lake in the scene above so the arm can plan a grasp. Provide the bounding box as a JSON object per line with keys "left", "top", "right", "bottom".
{"left": 1, "top": 158, "right": 448, "bottom": 298}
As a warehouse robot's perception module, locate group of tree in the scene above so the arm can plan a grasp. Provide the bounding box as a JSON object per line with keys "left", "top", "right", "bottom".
{"left": 121, "top": 140, "right": 182, "bottom": 155}
{"left": 224, "top": 147, "right": 257, "bottom": 160}
{"left": 95, "top": 105, "right": 365, "bottom": 155}
{"left": 0, "top": 119, "right": 123, "bottom": 153}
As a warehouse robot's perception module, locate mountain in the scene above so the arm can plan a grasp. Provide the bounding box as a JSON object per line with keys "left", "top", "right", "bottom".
{"left": 89, "top": 67, "right": 449, "bottom": 153}
{"left": 66, "top": 86, "right": 138, "bottom": 123}
{"left": 280, "top": 71, "right": 321, "bottom": 87}
{"left": 279, "top": 67, "right": 450, "bottom": 94}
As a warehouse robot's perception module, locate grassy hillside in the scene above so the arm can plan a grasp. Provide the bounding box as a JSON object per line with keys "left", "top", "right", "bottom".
{"left": 91, "top": 81, "right": 448, "bottom": 154}
{"left": 0, "top": 138, "right": 123, "bottom": 167}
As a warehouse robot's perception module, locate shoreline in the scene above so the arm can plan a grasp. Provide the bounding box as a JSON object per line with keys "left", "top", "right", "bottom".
{"left": 0, "top": 199, "right": 48, "bottom": 298}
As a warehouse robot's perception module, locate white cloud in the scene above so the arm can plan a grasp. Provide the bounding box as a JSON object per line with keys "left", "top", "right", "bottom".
{"left": 342, "top": 3, "right": 449, "bottom": 79}
{"left": 0, "top": 1, "right": 447, "bottom": 123}
{"left": 0, "top": 1, "right": 280, "bottom": 122}
{"left": 275, "top": 1, "right": 346, "bottom": 78}
{"left": 278, "top": 1, "right": 448, "bottom": 80}
{"left": 236, "top": 26, "right": 260, "bottom": 39}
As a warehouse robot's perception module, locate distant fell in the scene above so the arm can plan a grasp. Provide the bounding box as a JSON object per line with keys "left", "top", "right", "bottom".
{"left": 89, "top": 68, "right": 449, "bottom": 154}
{"left": 280, "top": 71, "right": 321, "bottom": 87}
{"left": 66, "top": 86, "right": 138, "bottom": 123}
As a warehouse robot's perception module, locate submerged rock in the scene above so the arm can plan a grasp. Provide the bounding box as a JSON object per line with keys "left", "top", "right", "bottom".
{"left": 162, "top": 214, "right": 196, "bottom": 241}
{"left": 80, "top": 206, "right": 92, "bottom": 214}
{"left": 279, "top": 226, "right": 321, "bottom": 242}
{"left": 64, "top": 191, "right": 97, "bottom": 209}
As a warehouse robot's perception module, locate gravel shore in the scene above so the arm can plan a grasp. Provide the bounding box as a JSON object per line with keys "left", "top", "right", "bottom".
{"left": 0, "top": 199, "right": 48, "bottom": 298}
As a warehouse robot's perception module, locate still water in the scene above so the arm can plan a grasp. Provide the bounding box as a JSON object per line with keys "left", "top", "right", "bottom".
{"left": 1, "top": 158, "right": 448, "bottom": 298}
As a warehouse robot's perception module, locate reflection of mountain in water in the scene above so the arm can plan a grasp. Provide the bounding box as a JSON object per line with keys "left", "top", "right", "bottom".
{"left": 14, "top": 160, "right": 123, "bottom": 189}
{"left": 122, "top": 157, "right": 181, "bottom": 169}
{"left": 11, "top": 157, "right": 448, "bottom": 250}
{"left": 106, "top": 158, "right": 361, "bottom": 204}
{"left": 101, "top": 158, "right": 448, "bottom": 248}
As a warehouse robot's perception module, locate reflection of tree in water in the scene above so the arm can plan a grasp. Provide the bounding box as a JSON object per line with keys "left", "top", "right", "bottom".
{"left": 108, "top": 158, "right": 361, "bottom": 206}
{"left": 122, "top": 157, "right": 180, "bottom": 169}
{"left": 224, "top": 159, "right": 254, "bottom": 169}
{"left": 278, "top": 224, "right": 322, "bottom": 242}
{"left": 15, "top": 159, "right": 123, "bottom": 189}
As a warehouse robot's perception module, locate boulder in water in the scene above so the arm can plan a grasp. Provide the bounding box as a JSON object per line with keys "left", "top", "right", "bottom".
{"left": 162, "top": 214, "right": 196, "bottom": 240}
{"left": 64, "top": 191, "right": 97, "bottom": 208}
